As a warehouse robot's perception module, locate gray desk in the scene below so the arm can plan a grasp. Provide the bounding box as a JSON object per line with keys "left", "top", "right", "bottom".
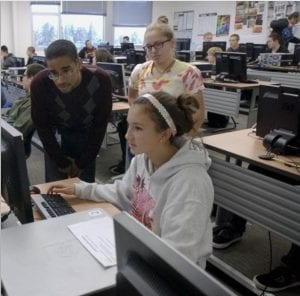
{"left": 202, "top": 129, "right": 300, "bottom": 295}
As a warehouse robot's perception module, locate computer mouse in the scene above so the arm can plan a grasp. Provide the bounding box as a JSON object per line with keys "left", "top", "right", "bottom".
{"left": 29, "top": 185, "right": 41, "bottom": 194}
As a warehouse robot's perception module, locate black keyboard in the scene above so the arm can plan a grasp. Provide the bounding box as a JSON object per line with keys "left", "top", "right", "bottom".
{"left": 31, "top": 194, "right": 75, "bottom": 219}
{"left": 241, "top": 79, "right": 259, "bottom": 84}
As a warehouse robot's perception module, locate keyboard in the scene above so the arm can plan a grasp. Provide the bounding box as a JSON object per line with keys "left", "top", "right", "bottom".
{"left": 31, "top": 194, "right": 75, "bottom": 219}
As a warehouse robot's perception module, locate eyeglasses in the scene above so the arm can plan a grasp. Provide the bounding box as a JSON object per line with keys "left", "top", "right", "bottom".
{"left": 48, "top": 67, "right": 74, "bottom": 81}
{"left": 143, "top": 39, "right": 171, "bottom": 52}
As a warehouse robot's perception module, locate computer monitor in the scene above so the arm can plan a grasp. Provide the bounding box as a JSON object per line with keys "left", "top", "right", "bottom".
{"left": 97, "top": 62, "right": 127, "bottom": 99}
{"left": 256, "top": 85, "right": 300, "bottom": 154}
{"left": 175, "top": 38, "right": 191, "bottom": 51}
{"left": 252, "top": 44, "right": 267, "bottom": 61}
{"left": 15, "top": 57, "right": 25, "bottom": 67}
{"left": 1, "top": 119, "right": 34, "bottom": 224}
{"left": 31, "top": 56, "right": 47, "bottom": 66}
{"left": 120, "top": 42, "right": 135, "bottom": 53}
{"left": 176, "top": 51, "right": 191, "bottom": 62}
{"left": 239, "top": 43, "right": 254, "bottom": 61}
{"left": 202, "top": 41, "right": 227, "bottom": 57}
{"left": 126, "top": 50, "right": 146, "bottom": 65}
{"left": 293, "top": 44, "right": 300, "bottom": 66}
{"left": 114, "top": 212, "right": 234, "bottom": 296}
{"left": 98, "top": 44, "right": 114, "bottom": 54}
{"left": 216, "top": 52, "right": 247, "bottom": 82}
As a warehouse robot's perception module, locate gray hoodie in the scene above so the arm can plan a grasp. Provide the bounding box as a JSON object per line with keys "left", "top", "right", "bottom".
{"left": 75, "top": 137, "right": 213, "bottom": 267}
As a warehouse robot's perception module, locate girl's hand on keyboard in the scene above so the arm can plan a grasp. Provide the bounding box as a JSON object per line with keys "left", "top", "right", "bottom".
{"left": 47, "top": 182, "right": 75, "bottom": 196}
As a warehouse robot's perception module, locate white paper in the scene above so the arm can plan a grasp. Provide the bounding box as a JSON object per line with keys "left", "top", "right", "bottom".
{"left": 68, "top": 213, "right": 116, "bottom": 267}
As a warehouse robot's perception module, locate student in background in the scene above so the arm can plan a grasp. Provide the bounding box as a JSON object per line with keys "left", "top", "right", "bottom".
{"left": 48, "top": 91, "right": 213, "bottom": 268}
{"left": 78, "top": 40, "right": 95, "bottom": 62}
{"left": 5, "top": 63, "right": 45, "bottom": 157}
{"left": 227, "top": 33, "right": 241, "bottom": 52}
{"left": 207, "top": 46, "right": 223, "bottom": 74}
{"left": 122, "top": 36, "right": 130, "bottom": 43}
{"left": 266, "top": 32, "right": 289, "bottom": 53}
{"left": 203, "top": 32, "right": 213, "bottom": 42}
{"left": 1, "top": 45, "right": 16, "bottom": 69}
{"left": 31, "top": 39, "right": 112, "bottom": 182}
{"left": 26, "top": 46, "right": 37, "bottom": 65}
{"left": 196, "top": 32, "right": 214, "bottom": 50}
{"left": 110, "top": 20, "right": 205, "bottom": 175}
{"left": 92, "top": 48, "right": 114, "bottom": 64}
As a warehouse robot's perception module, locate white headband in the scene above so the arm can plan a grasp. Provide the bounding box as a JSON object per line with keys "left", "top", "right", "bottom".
{"left": 142, "top": 93, "right": 177, "bottom": 136}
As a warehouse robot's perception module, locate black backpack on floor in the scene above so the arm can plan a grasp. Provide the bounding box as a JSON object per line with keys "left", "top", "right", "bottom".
{"left": 207, "top": 112, "right": 229, "bottom": 128}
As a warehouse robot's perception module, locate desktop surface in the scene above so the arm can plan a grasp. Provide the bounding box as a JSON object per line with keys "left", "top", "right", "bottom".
{"left": 1, "top": 209, "right": 117, "bottom": 296}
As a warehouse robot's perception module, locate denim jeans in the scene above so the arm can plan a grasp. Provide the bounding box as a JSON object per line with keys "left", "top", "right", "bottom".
{"left": 45, "top": 130, "right": 96, "bottom": 183}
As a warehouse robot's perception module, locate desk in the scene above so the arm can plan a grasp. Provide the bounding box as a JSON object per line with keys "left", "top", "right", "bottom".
{"left": 247, "top": 68, "right": 300, "bottom": 89}
{"left": 2, "top": 178, "right": 120, "bottom": 296}
{"left": 203, "top": 79, "right": 277, "bottom": 128}
{"left": 202, "top": 129, "right": 300, "bottom": 294}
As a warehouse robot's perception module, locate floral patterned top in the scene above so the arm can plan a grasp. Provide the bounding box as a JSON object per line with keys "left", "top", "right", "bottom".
{"left": 129, "top": 59, "right": 204, "bottom": 97}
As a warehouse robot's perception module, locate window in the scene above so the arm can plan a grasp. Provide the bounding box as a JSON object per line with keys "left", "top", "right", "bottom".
{"left": 31, "top": 3, "right": 105, "bottom": 51}
{"left": 112, "top": 1, "right": 152, "bottom": 46}
{"left": 114, "top": 27, "right": 146, "bottom": 46}
{"left": 31, "top": 4, "right": 60, "bottom": 51}
{"left": 61, "top": 15, "right": 104, "bottom": 49}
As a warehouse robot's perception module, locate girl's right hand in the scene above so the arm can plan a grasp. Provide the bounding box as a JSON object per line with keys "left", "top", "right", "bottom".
{"left": 47, "top": 182, "right": 75, "bottom": 196}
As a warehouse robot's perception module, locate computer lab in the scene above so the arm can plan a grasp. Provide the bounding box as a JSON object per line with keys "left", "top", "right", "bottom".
{"left": 1, "top": 1, "right": 300, "bottom": 295}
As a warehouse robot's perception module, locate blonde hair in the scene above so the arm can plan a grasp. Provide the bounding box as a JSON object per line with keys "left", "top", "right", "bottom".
{"left": 207, "top": 46, "right": 223, "bottom": 57}
{"left": 157, "top": 15, "right": 169, "bottom": 24}
{"left": 94, "top": 48, "right": 113, "bottom": 63}
{"left": 145, "top": 22, "right": 174, "bottom": 41}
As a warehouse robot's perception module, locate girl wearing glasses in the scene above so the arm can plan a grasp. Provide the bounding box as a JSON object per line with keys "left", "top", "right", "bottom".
{"left": 48, "top": 91, "right": 213, "bottom": 268}
{"left": 128, "top": 21, "right": 205, "bottom": 136}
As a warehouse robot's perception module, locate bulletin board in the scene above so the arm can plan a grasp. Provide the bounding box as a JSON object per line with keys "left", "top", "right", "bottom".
{"left": 267, "top": 1, "right": 296, "bottom": 24}
{"left": 235, "top": 1, "right": 266, "bottom": 34}
{"left": 173, "top": 10, "right": 194, "bottom": 38}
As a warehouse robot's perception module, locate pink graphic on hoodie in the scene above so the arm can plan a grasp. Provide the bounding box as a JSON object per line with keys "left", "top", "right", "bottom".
{"left": 131, "top": 175, "right": 156, "bottom": 229}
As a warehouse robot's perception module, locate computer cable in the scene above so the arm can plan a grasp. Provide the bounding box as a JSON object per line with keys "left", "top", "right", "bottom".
{"left": 258, "top": 231, "right": 273, "bottom": 296}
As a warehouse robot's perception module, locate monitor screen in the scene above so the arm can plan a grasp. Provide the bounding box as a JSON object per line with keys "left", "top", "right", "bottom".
{"left": 216, "top": 52, "right": 247, "bottom": 82}
{"left": 239, "top": 43, "right": 254, "bottom": 61}
{"left": 176, "top": 51, "right": 191, "bottom": 62}
{"left": 175, "top": 38, "right": 191, "bottom": 51}
{"left": 257, "top": 85, "right": 300, "bottom": 138}
{"left": 15, "top": 57, "right": 25, "bottom": 67}
{"left": 252, "top": 44, "right": 267, "bottom": 60}
{"left": 126, "top": 50, "right": 146, "bottom": 65}
{"left": 97, "top": 62, "right": 127, "bottom": 99}
{"left": 202, "top": 41, "right": 227, "bottom": 57}
{"left": 32, "top": 56, "right": 47, "bottom": 66}
{"left": 114, "top": 212, "right": 234, "bottom": 296}
{"left": 120, "top": 42, "right": 135, "bottom": 53}
{"left": 1, "top": 119, "right": 34, "bottom": 224}
{"left": 98, "top": 44, "right": 114, "bottom": 54}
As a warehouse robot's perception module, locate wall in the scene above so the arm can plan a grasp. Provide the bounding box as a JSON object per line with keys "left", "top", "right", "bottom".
{"left": 0, "top": 1, "right": 295, "bottom": 59}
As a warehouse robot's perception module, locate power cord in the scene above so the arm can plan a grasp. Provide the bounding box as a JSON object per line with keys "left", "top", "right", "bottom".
{"left": 258, "top": 231, "right": 273, "bottom": 296}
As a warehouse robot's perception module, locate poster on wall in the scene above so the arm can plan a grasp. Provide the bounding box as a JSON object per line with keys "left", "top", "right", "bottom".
{"left": 235, "top": 1, "right": 265, "bottom": 34}
{"left": 173, "top": 11, "right": 194, "bottom": 38}
{"left": 267, "top": 1, "right": 295, "bottom": 25}
{"left": 216, "top": 15, "right": 230, "bottom": 36}
{"left": 197, "top": 13, "right": 218, "bottom": 36}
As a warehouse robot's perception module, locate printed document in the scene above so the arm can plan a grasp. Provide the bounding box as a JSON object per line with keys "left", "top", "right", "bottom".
{"left": 68, "top": 210, "right": 116, "bottom": 267}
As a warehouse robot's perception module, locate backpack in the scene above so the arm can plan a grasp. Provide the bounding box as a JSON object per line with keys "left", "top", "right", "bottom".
{"left": 270, "top": 18, "right": 289, "bottom": 34}
{"left": 207, "top": 112, "right": 229, "bottom": 128}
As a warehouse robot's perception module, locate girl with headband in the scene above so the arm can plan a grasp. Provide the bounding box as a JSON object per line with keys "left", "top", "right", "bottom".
{"left": 47, "top": 91, "right": 213, "bottom": 268}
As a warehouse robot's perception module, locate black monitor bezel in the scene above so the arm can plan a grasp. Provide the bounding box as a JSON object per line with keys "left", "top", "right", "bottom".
{"left": 202, "top": 41, "right": 227, "bottom": 57}
{"left": 120, "top": 43, "right": 135, "bottom": 53}
{"left": 96, "top": 62, "right": 127, "bottom": 99}
{"left": 1, "top": 119, "right": 34, "bottom": 224}
{"left": 175, "top": 38, "right": 191, "bottom": 51}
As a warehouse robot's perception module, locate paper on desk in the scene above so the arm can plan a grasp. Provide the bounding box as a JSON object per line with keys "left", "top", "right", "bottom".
{"left": 68, "top": 215, "right": 116, "bottom": 268}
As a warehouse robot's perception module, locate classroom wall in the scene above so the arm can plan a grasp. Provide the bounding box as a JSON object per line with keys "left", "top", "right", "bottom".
{"left": 0, "top": 1, "right": 294, "bottom": 59}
